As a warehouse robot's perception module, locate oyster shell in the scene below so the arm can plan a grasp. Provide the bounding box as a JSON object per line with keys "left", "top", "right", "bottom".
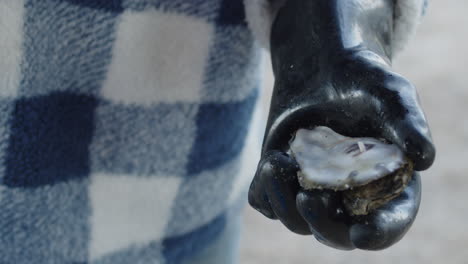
{"left": 289, "top": 126, "right": 413, "bottom": 215}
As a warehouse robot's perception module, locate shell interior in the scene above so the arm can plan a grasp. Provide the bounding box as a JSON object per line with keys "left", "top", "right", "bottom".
{"left": 289, "top": 126, "right": 405, "bottom": 191}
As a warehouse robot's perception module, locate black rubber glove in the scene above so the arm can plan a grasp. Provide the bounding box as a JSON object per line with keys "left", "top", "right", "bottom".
{"left": 249, "top": 0, "right": 435, "bottom": 250}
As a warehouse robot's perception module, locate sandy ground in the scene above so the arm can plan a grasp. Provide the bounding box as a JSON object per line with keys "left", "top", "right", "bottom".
{"left": 240, "top": 1, "right": 468, "bottom": 263}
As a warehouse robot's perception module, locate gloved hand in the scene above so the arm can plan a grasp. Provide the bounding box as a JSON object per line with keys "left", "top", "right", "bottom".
{"left": 248, "top": 0, "right": 435, "bottom": 250}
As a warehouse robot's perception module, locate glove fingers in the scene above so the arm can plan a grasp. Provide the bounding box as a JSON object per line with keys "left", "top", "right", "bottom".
{"left": 262, "top": 152, "right": 312, "bottom": 235}
{"left": 378, "top": 75, "right": 435, "bottom": 171}
{"left": 350, "top": 172, "right": 422, "bottom": 250}
{"left": 248, "top": 153, "right": 278, "bottom": 220}
{"left": 382, "top": 116, "right": 435, "bottom": 171}
{"left": 296, "top": 190, "right": 355, "bottom": 250}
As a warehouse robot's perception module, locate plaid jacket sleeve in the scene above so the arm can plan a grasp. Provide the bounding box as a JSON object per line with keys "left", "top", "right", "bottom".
{"left": 0, "top": 0, "right": 262, "bottom": 263}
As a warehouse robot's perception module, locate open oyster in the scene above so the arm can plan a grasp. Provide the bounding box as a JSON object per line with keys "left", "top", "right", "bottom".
{"left": 289, "top": 126, "right": 413, "bottom": 215}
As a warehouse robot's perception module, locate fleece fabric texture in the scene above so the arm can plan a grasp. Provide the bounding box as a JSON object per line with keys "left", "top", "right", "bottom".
{"left": 0, "top": 0, "right": 262, "bottom": 263}
{"left": 244, "top": 0, "right": 429, "bottom": 54}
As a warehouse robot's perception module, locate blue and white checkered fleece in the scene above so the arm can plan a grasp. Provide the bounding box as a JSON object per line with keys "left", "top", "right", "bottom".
{"left": 0, "top": 0, "right": 262, "bottom": 263}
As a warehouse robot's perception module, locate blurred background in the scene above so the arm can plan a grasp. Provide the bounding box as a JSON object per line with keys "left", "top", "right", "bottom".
{"left": 240, "top": 1, "right": 468, "bottom": 263}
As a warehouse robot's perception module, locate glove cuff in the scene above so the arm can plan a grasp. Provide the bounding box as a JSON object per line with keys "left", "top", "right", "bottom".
{"left": 244, "top": 0, "right": 427, "bottom": 55}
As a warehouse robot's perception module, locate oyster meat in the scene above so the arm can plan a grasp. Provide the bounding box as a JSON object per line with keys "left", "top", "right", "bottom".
{"left": 289, "top": 126, "right": 413, "bottom": 215}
